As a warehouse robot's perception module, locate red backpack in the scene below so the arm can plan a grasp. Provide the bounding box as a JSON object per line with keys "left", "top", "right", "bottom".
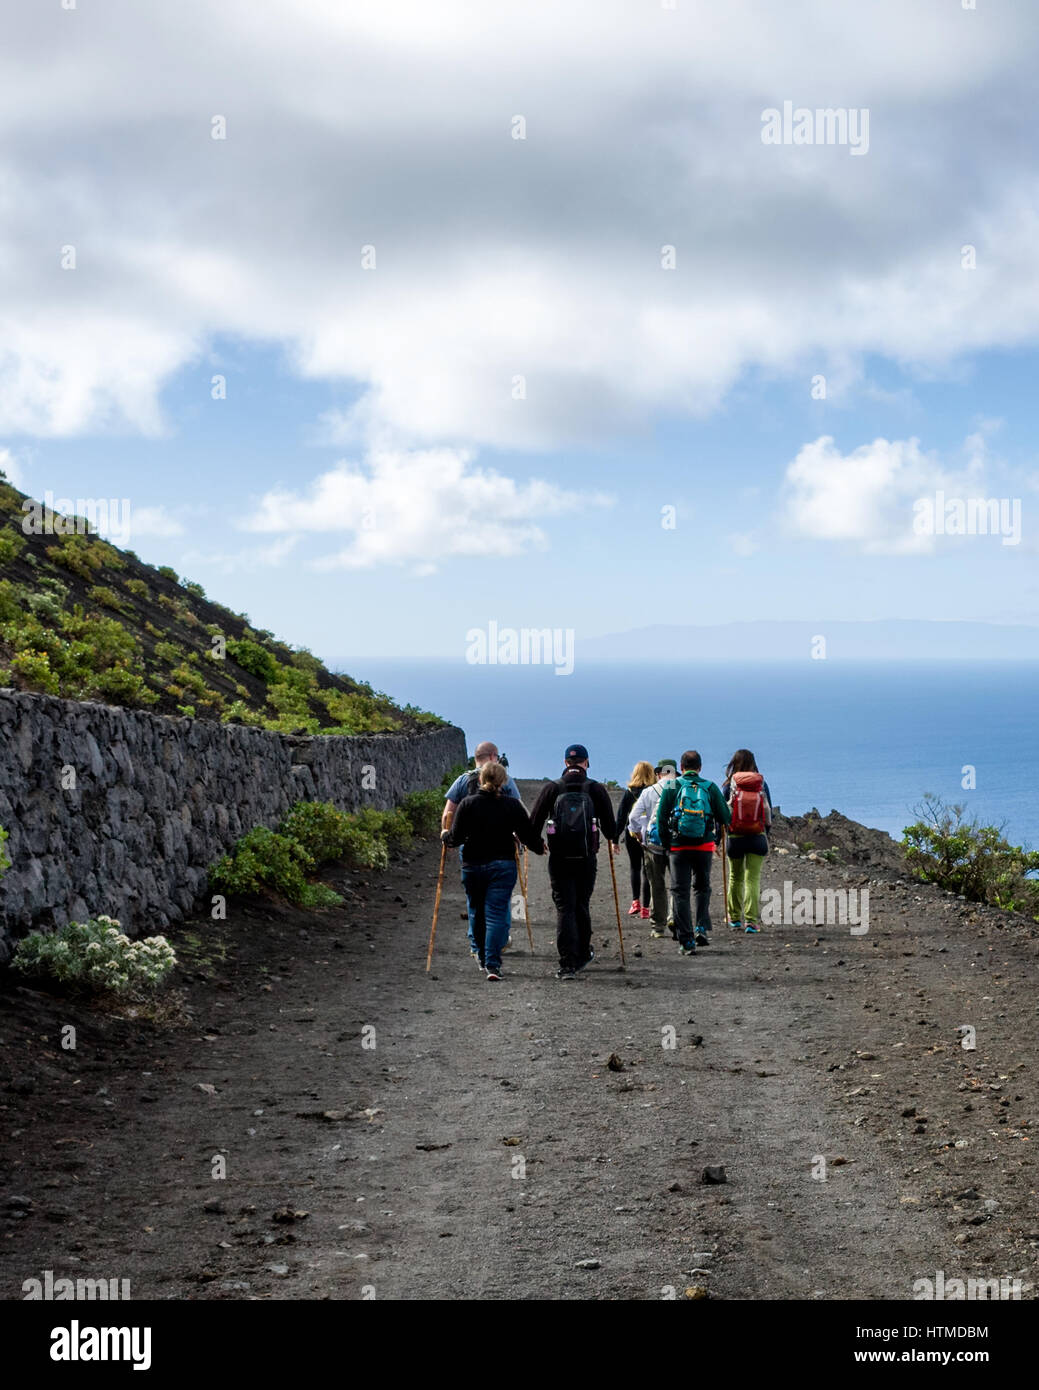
{"left": 729, "top": 771, "right": 768, "bottom": 834}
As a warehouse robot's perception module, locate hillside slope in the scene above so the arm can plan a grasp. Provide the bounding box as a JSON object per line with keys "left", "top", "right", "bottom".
{"left": 0, "top": 475, "right": 441, "bottom": 735}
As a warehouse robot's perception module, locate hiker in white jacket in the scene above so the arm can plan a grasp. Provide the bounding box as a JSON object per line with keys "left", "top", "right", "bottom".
{"left": 628, "top": 758, "right": 677, "bottom": 938}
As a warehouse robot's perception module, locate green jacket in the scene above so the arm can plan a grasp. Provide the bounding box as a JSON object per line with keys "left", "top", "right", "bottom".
{"left": 656, "top": 772, "right": 731, "bottom": 851}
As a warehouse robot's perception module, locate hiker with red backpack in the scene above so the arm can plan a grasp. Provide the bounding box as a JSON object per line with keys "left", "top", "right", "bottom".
{"left": 627, "top": 757, "right": 678, "bottom": 938}
{"left": 722, "top": 749, "right": 772, "bottom": 935}
{"left": 529, "top": 743, "right": 618, "bottom": 980}
{"left": 614, "top": 761, "right": 656, "bottom": 921}
{"left": 655, "top": 750, "right": 731, "bottom": 955}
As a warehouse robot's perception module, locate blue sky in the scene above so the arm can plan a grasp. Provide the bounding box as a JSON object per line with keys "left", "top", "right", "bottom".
{"left": 2, "top": 1, "right": 1038, "bottom": 666}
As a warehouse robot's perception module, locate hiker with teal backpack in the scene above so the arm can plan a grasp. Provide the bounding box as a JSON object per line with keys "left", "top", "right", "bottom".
{"left": 627, "top": 757, "right": 678, "bottom": 938}
{"left": 655, "top": 750, "right": 731, "bottom": 955}
{"left": 529, "top": 743, "right": 618, "bottom": 980}
{"left": 722, "top": 749, "right": 772, "bottom": 934}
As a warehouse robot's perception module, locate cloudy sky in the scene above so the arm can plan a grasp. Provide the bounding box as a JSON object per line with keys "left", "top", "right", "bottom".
{"left": 2, "top": 0, "right": 1038, "bottom": 661}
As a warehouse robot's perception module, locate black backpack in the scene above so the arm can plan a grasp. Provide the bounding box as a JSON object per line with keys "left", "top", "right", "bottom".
{"left": 548, "top": 785, "right": 599, "bottom": 858}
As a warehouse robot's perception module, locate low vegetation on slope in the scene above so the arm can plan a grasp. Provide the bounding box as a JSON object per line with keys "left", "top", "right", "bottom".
{"left": 0, "top": 474, "right": 443, "bottom": 734}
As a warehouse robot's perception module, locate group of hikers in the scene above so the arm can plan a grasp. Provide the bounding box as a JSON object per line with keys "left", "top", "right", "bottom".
{"left": 440, "top": 740, "right": 773, "bottom": 981}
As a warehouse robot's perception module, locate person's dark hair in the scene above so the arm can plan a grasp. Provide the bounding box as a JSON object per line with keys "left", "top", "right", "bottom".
{"left": 726, "top": 748, "right": 759, "bottom": 779}
{"left": 680, "top": 749, "right": 702, "bottom": 771}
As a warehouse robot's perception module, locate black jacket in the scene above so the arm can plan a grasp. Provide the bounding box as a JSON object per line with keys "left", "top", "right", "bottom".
{"left": 448, "top": 790, "right": 544, "bottom": 866}
{"left": 529, "top": 770, "right": 618, "bottom": 849}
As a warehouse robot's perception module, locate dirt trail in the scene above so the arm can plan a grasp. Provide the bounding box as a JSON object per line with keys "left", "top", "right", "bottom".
{"left": 1, "top": 789, "right": 1037, "bottom": 1301}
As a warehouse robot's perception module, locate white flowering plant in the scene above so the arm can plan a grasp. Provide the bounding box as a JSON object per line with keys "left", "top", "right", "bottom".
{"left": 13, "top": 916, "right": 177, "bottom": 995}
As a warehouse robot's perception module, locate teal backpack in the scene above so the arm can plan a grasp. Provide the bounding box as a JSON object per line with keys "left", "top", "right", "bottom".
{"left": 669, "top": 773, "right": 713, "bottom": 844}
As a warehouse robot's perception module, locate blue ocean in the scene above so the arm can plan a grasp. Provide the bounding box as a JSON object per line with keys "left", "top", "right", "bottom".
{"left": 354, "top": 660, "right": 1039, "bottom": 848}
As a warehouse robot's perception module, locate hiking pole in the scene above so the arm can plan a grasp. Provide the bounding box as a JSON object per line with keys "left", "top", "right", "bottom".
{"left": 721, "top": 826, "right": 731, "bottom": 929}
{"left": 425, "top": 841, "right": 447, "bottom": 973}
{"left": 607, "top": 844, "right": 627, "bottom": 967}
{"left": 515, "top": 842, "right": 534, "bottom": 955}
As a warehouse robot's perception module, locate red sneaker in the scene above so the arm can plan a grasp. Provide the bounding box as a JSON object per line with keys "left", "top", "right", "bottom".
{"left": 640, "top": 907, "right": 651, "bottom": 920}
{"left": 627, "top": 899, "right": 641, "bottom": 916}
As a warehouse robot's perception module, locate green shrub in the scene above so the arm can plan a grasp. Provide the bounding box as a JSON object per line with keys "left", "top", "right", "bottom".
{"left": 355, "top": 805, "right": 413, "bottom": 850}
{"left": 90, "top": 666, "right": 158, "bottom": 705}
{"left": 157, "top": 565, "right": 179, "bottom": 583}
{"left": 0, "top": 579, "right": 23, "bottom": 623}
{"left": 400, "top": 788, "right": 442, "bottom": 837}
{"left": 52, "top": 534, "right": 104, "bottom": 579}
{"left": 209, "top": 826, "right": 340, "bottom": 907}
{"left": 227, "top": 638, "right": 279, "bottom": 682}
{"left": 154, "top": 640, "right": 183, "bottom": 666}
{"left": 182, "top": 580, "right": 206, "bottom": 599}
{"left": 126, "top": 578, "right": 148, "bottom": 599}
{"left": 0, "top": 824, "right": 9, "bottom": 878}
{"left": 902, "top": 795, "right": 1039, "bottom": 917}
{"left": 221, "top": 699, "right": 264, "bottom": 726}
{"left": 88, "top": 584, "right": 125, "bottom": 612}
{"left": 320, "top": 687, "right": 402, "bottom": 734}
{"left": 338, "top": 824, "right": 390, "bottom": 870}
{"left": 10, "top": 648, "right": 60, "bottom": 694}
{"left": 12, "top": 917, "right": 176, "bottom": 994}
{"left": 280, "top": 801, "right": 352, "bottom": 863}
{"left": 0, "top": 527, "right": 26, "bottom": 564}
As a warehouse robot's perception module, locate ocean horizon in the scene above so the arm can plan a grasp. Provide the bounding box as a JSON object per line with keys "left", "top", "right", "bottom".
{"left": 350, "top": 658, "right": 1039, "bottom": 848}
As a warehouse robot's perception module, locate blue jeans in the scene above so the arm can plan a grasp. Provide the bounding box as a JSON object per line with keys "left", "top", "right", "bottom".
{"left": 461, "top": 859, "right": 517, "bottom": 972}
{"left": 669, "top": 849, "right": 713, "bottom": 944}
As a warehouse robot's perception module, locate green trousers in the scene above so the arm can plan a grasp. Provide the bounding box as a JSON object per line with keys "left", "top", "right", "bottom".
{"left": 727, "top": 852, "right": 765, "bottom": 926}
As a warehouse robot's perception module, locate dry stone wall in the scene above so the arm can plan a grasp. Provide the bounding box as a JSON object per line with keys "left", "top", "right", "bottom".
{"left": 0, "top": 689, "right": 466, "bottom": 961}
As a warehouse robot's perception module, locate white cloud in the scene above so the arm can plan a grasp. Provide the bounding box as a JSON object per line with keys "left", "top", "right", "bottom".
{"left": 781, "top": 433, "right": 988, "bottom": 554}
{"left": 0, "top": 446, "right": 25, "bottom": 489}
{"left": 240, "top": 447, "right": 612, "bottom": 571}
{"left": 128, "top": 506, "right": 185, "bottom": 539}
{"left": 178, "top": 536, "right": 300, "bottom": 575}
{"left": 728, "top": 532, "right": 759, "bottom": 557}
{"left": 1, "top": 0, "right": 1039, "bottom": 450}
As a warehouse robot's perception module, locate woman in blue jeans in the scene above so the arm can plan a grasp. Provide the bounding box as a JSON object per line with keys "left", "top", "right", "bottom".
{"left": 445, "top": 763, "right": 545, "bottom": 980}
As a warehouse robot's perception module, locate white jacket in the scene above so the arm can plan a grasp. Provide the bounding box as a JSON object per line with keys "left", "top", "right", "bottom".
{"left": 628, "top": 774, "right": 675, "bottom": 847}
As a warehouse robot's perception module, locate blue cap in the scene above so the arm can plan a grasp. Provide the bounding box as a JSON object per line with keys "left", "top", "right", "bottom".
{"left": 564, "top": 743, "right": 589, "bottom": 763}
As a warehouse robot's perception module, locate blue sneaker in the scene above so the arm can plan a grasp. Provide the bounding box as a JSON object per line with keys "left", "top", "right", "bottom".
{"left": 729, "top": 920, "right": 742, "bottom": 930}
{"left": 744, "top": 923, "right": 759, "bottom": 934}
{"left": 678, "top": 942, "right": 697, "bottom": 956}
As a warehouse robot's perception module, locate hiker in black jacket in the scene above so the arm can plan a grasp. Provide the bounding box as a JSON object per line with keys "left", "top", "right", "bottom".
{"left": 445, "top": 762, "right": 545, "bottom": 981}
{"left": 529, "top": 743, "right": 618, "bottom": 980}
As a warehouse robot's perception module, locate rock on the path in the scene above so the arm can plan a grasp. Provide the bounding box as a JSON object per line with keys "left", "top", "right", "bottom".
{"left": 575, "top": 1259, "right": 600, "bottom": 1270}
{"left": 701, "top": 1165, "right": 727, "bottom": 1185}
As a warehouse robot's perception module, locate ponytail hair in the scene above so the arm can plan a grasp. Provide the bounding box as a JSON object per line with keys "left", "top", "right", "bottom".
{"left": 479, "top": 762, "right": 508, "bottom": 794}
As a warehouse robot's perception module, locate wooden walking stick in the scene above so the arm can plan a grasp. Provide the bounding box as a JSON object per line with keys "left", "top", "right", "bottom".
{"left": 607, "top": 844, "right": 627, "bottom": 966}
{"left": 425, "top": 841, "right": 447, "bottom": 973}
{"left": 721, "top": 826, "right": 731, "bottom": 928}
{"left": 515, "top": 842, "right": 534, "bottom": 955}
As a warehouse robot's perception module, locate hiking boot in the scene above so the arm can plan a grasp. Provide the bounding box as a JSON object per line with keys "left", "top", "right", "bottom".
{"left": 678, "top": 943, "right": 697, "bottom": 956}
{"left": 576, "top": 948, "right": 595, "bottom": 972}
{"left": 650, "top": 928, "right": 666, "bottom": 939}
{"left": 744, "top": 923, "right": 760, "bottom": 934}
{"left": 694, "top": 931, "right": 709, "bottom": 947}
{"left": 640, "top": 907, "right": 651, "bottom": 920}
{"left": 627, "top": 899, "right": 640, "bottom": 917}
{"left": 556, "top": 967, "right": 577, "bottom": 980}
{"left": 485, "top": 968, "right": 502, "bottom": 981}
